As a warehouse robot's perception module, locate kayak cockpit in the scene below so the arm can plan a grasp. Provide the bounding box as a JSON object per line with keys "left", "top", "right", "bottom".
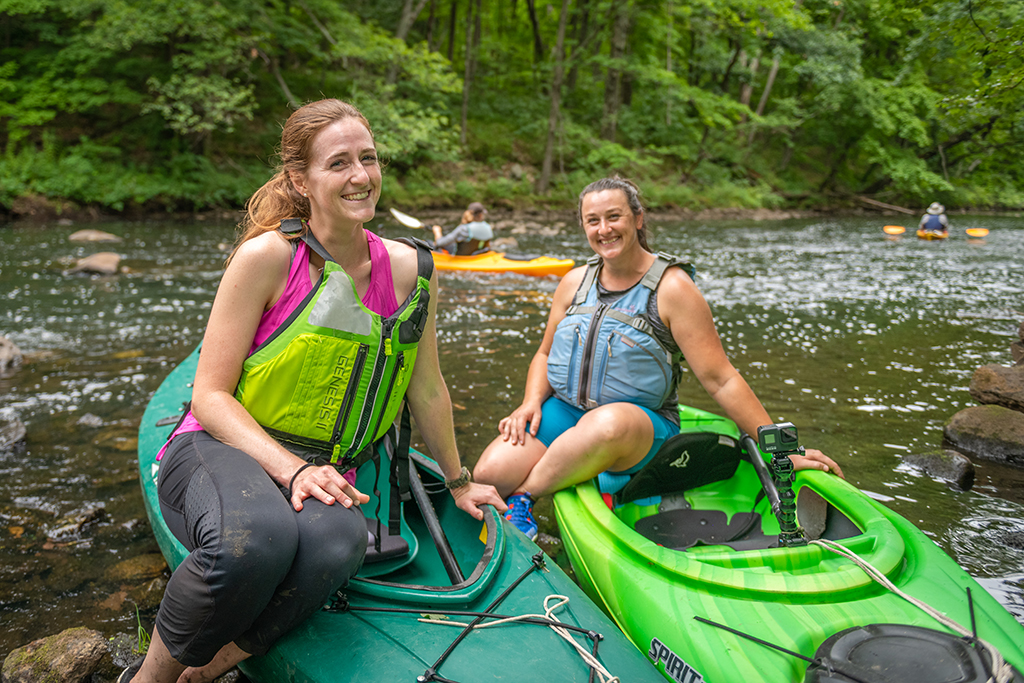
{"left": 346, "top": 450, "right": 506, "bottom": 605}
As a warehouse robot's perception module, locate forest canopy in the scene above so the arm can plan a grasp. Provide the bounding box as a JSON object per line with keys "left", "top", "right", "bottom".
{"left": 1, "top": 0, "right": 1022, "bottom": 215}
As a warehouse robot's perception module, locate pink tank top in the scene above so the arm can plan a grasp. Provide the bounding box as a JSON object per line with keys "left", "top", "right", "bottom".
{"left": 157, "top": 230, "right": 401, "bottom": 488}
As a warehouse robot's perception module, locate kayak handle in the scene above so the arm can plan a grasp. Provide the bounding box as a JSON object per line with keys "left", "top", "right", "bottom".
{"left": 740, "top": 434, "right": 783, "bottom": 519}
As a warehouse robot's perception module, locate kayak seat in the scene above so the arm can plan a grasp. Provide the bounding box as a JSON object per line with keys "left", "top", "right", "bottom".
{"left": 634, "top": 509, "right": 775, "bottom": 551}
{"left": 616, "top": 431, "right": 743, "bottom": 504}
{"left": 363, "top": 516, "right": 410, "bottom": 564}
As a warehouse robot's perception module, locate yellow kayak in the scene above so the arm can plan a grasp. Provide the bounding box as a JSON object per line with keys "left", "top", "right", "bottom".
{"left": 432, "top": 250, "right": 574, "bottom": 277}
{"left": 916, "top": 229, "right": 949, "bottom": 240}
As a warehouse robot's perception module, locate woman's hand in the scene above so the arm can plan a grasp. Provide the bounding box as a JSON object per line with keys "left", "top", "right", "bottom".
{"left": 289, "top": 464, "right": 371, "bottom": 512}
{"left": 790, "top": 448, "right": 844, "bottom": 479}
{"left": 450, "top": 482, "right": 507, "bottom": 520}
{"left": 498, "top": 401, "right": 543, "bottom": 446}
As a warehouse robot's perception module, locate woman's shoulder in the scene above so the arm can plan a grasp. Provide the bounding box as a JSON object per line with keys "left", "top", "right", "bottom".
{"left": 230, "top": 230, "right": 292, "bottom": 270}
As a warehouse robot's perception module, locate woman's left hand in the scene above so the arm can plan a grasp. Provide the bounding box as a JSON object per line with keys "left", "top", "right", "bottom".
{"left": 450, "top": 482, "right": 508, "bottom": 520}
{"left": 790, "top": 448, "right": 844, "bottom": 479}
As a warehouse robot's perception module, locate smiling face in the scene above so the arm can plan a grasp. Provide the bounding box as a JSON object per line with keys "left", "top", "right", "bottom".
{"left": 580, "top": 188, "right": 644, "bottom": 259}
{"left": 291, "top": 117, "right": 381, "bottom": 230}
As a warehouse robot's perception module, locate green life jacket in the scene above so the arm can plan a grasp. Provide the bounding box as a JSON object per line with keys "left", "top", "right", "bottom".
{"left": 233, "top": 220, "right": 433, "bottom": 469}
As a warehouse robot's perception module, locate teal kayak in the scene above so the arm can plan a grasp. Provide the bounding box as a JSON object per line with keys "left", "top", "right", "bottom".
{"left": 553, "top": 405, "right": 1024, "bottom": 683}
{"left": 138, "top": 347, "right": 664, "bottom": 683}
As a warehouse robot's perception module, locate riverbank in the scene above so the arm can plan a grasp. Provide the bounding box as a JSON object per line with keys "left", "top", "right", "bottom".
{"left": 5, "top": 199, "right": 1023, "bottom": 231}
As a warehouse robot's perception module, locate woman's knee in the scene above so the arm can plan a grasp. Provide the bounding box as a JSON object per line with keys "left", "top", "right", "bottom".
{"left": 298, "top": 503, "right": 367, "bottom": 575}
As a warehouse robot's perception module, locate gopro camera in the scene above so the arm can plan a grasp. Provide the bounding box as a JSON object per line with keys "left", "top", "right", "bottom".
{"left": 757, "top": 422, "right": 799, "bottom": 454}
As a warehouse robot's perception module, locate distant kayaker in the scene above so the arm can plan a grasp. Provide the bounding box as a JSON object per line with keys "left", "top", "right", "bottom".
{"left": 431, "top": 201, "right": 494, "bottom": 255}
{"left": 919, "top": 202, "right": 949, "bottom": 234}
{"left": 473, "top": 176, "right": 843, "bottom": 540}
{"left": 120, "top": 99, "right": 504, "bottom": 683}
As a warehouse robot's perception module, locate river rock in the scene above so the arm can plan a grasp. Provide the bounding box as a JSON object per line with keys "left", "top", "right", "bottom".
{"left": 46, "top": 507, "right": 107, "bottom": 543}
{"left": 969, "top": 364, "right": 1024, "bottom": 414}
{"left": 66, "top": 252, "right": 121, "bottom": 275}
{"left": 1, "top": 627, "right": 115, "bottom": 683}
{"left": 1012, "top": 340, "right": 1024, "bottom": 366}
{"left": 944, "top": 405, "right": 1024, "bottom": 465}
{"left": 901, "top": 450, "right": 975, "bottom": 490}
{"left": 104, "top": 553, "right": 168, "bottom": 583}
{"left": 0, "top": 336, "right": 23, "bottom": 376}
{"left": 68, "top": 229, "right": 122, "bottom": 243}
{"left": 0, "top": 417, "right": 27, "bottom": 455}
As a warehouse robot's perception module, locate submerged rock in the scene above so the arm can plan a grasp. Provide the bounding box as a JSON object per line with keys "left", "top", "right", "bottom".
{"left": 944, "top": 405, "right": 1024, "bottom": 466}
{"left": 0, "top": 417, "right": 28, "bottom": 455}
{"left": 68, "top": 229, "right": 122, "bottom": 243}
{"left": 901, "top": 450, "right": 975, "bottom": 490}
{"left": 104, "top": 553, "right": 168, "bottom": 583}
{"left": 1, "top": 627, "right": 115, "bottom": 683}
{"left": 970, "top": 364, "right": 1024, "bottom": 414}
{"left": 66, "top": 252, "right": 121, "bottom": 275}
{"left": 0, "top": 336, "right": 23, "bottom": 376}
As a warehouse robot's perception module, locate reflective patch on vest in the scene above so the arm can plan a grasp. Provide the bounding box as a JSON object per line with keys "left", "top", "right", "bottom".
{"left": 719, "top": 435, "right": 736, "bottom": 448}
{"left": 648, "top": 638, "right": 704, "bottom": 683}
{"left": 308, "top": 272, "right": 372, "bottom": 335}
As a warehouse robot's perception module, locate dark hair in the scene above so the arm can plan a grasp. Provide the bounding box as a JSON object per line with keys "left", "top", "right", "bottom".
{"left": 230, "top": 99, "right": 374, "bottom": 264}
{"left": 577, "top": 176, "right": 650, "bottom": 251}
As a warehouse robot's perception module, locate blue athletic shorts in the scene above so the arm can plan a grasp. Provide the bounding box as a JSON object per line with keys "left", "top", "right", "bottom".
{"left": 531, "top": 396, "right": 679, "bottom": 474}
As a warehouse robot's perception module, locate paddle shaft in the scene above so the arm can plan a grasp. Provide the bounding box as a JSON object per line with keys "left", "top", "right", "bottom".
{"left": 407, "top": 457, "right": 465, "bottom": 584}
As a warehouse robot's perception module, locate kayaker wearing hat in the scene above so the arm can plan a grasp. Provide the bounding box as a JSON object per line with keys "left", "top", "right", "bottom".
{"left": 119, "top": 99, "right": 504, "bottom": 683}
{"left": 432, "top": 201, "right": 494, "bottom": 255}
{"left": 919, "top": 202, "right": 949, "bottom": 234}
{"left": 473, "top": 176, "right": 843, "bottom": 540}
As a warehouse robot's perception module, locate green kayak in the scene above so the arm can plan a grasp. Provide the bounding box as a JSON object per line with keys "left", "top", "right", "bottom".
{"left": 553, "top": 405, "right": 1024, "bottom": 683}
{"left": 138, "top": 347, "right": 664, "bottom": 683}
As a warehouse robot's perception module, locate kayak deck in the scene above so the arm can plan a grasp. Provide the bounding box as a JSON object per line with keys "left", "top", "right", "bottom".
{"left": 138, "top": 347, "right": 663, "bottom": 682}
{"left": 553, "top": 405, "right": 1024, "bottom": 683}
{"left": 917, "top": 228, "right": 949, "bottom": 240}
{"left": 432, "top": 250, "right": 574, "bottom": 277}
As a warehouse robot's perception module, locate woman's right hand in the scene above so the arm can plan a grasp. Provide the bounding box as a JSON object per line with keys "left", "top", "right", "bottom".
{"left": 289, "top": 464, "right": 370, "bottom": 512}
{"left": 498, "top": 401, "right": 543, "bottom": 446}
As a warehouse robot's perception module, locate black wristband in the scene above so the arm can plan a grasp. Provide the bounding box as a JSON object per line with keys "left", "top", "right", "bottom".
{"left": 288, "top": 463, "right": 316, "bottom": 499}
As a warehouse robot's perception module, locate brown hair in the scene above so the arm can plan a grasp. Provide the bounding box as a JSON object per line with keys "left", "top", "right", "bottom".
{"left": 228, "top": 99, "right": 374, "bottom": 264}
{"left": 577, "top": 176, "right": 650, "bottom": 252}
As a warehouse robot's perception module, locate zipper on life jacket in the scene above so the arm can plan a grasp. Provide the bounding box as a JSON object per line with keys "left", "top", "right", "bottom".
{"left": 591, "top": 333, "right": 614, "bottom": 404}
{"left": 330, "top": 344, "right": 369, "bottom": 463}
{"left": 343, "top": 319, "right": 397, "bottom": 460}
{"left": 363, "top": 351, "right": 405, "bottom": 451}
{"left": 577, "top": 304, "right": 608, "bottom": 408}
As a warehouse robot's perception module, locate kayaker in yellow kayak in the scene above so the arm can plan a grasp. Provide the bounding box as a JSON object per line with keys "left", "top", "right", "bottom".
{"left": 473, "top": 176, "right": 843, "bottom": 540}
{"left": 919, "top": 202, "right": 949, "bottom": 235}
{"left": 120, "top": 99, "right": 504, "bottom": 683}
{"left": 431, "top": 201, "right": 494, "bottom": 255}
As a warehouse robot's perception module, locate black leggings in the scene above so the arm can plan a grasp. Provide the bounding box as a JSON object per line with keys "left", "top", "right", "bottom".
{"left": 155, "top": 431, "right": 367, "bottom": 666}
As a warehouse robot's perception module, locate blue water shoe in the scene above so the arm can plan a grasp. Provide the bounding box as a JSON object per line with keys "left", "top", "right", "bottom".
{"left": 504, "top": 492, "right": 538, "bottom": 540}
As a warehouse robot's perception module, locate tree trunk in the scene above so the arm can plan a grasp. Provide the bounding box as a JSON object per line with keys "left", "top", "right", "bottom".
{"left": 446, "top": 0, "right": 458, "bottom": 61}
{"left": 601, "top": 0, "right": 630, "bottom": 141}
{"left": 538, "top": 0, "right": 571, "bottom": 193}
{"left": 746, "top": 52, "right": 780, "bottom": 144}
{"left": 426, "top": 0, "right": 437, "bottom": 51}
{"left": 396, "top": 0, "right": 432, "bottom": 41}
{"left": 739, "top": 50, "right": 759, "bottom": 109}
{"left": 459, "top": 0, "right": 475, "bottom": 146}
{"left": 525, "top": 0, "right": 545, "bottom": 63}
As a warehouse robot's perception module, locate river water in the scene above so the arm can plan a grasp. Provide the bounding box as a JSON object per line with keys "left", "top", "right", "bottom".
{"left": 1, "top": 212, "right": 1022, "bottom": 660}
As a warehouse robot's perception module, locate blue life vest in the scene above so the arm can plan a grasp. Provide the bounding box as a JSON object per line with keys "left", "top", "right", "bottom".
{"left": 922, "top": 214, "right": 946, "bottom": 231}
{"left": 547, "top": 253, "right": 694, "bottom": 412}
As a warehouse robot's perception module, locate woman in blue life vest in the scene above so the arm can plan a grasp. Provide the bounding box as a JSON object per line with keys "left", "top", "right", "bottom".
{"left": 473, "top": 177, "right": 842, "bottom": 540}
{"left": 121, "top": 99, "right": 504, "bottom": 683}
{"left": 919, "top": 202, "right": 949, "bottom": 234}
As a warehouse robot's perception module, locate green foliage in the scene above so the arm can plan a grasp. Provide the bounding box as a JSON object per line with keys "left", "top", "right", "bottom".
{"left": 1, "top": 0, "right": 1022, "bottom": 213}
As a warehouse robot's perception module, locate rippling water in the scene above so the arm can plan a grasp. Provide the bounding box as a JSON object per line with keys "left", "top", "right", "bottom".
{"left": 1, "top": 212, "right": 1022, "bottom": 658}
